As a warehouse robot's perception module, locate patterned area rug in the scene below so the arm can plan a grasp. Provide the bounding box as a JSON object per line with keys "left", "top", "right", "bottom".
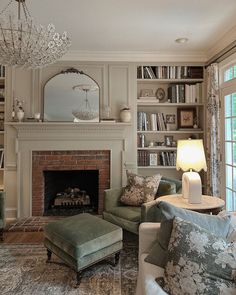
{"left": 0, "top": 241, "right": 138, "bottom": 295}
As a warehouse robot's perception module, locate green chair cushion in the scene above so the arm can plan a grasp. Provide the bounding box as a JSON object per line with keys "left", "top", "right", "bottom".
{"left": 108, "top": 206, "right": 141, "bottom": 222}
{"left": 44, "top": 213, "right": 122, "bottom": 260}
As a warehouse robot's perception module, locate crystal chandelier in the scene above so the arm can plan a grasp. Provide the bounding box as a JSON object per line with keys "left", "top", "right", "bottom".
{"left": 72, "top": 84, "right": 99, "bottom": 121}
{"left": 0, "top": 0, "right": 71, "bottom": 68}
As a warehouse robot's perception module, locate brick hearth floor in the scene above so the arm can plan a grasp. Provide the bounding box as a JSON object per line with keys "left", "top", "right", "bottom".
{"left": 5, "top": 216, "right": 65, "bottom": 232}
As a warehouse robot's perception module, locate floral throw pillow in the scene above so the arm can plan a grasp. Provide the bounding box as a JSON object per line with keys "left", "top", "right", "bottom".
{"left": 120, "top": 171, "right": 162, "bottom": 206}
{"left": 158, "top": 217, "right": 236, "bottom": 295}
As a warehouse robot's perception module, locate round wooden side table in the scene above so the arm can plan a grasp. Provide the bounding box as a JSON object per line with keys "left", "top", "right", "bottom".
{"left": 157, "top": 194, "right": 225, "bottom": 215}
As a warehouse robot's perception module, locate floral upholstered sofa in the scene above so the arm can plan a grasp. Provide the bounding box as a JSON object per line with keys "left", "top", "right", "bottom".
{"left": 136, "top": 202, "right": 236, "bottom": 295}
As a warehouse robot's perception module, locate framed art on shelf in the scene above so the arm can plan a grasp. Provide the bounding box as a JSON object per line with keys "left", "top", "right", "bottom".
{"left": 149, "top": 153, "right": 158, "bottom": 166}
{"left": 164, "top": 135, "right": 173, "bottom": 146}
{"left": 177, "top": 108, "right": 196, "bottom": 129}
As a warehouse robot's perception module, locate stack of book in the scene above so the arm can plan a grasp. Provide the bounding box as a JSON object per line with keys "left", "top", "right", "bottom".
{"left": 137, "top": 112, "right": 166, "bottom": 131}
{"left": 160, "top": 151, "right": 176, "bottom": 166}
{"left": 168, "top": 83, "right": 202, "bottom": 103}
{"left": 137, "top": 66, "right": 203, "bottom": 79}
{"left": 138, "top": 150, "right": 150, "bottom": 166}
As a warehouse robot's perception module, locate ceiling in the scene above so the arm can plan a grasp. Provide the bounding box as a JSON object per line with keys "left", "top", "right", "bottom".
{"left": 2, "top": 0, "right": 236, "bottom": 60}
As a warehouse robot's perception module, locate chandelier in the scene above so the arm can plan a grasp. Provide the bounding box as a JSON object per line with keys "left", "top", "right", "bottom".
{"left": 0, "top": 0, "right": 71, "bottom": 68}
{"left": 72, "top": 84, "right": 99, "bottom": 121}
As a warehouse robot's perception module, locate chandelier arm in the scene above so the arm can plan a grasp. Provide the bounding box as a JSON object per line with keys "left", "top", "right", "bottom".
{"left": 0, "top": 0, "right": 14, "bottom": 17}
{"left": 21, "top": 1, "right": 30, "bottom": 20}
{"left": 9, "top": 15, "right": 16, "bottom": 54}
{"left": 0, "top": 23, "right": 8, "bottom": 54}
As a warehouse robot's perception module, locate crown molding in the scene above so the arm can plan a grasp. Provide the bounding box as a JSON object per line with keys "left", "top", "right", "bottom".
{"left": 206, "top": 25, "right": 236, "bottom": 61}
{"left": 60, "top": 50, "right": 207, "bottom": 63}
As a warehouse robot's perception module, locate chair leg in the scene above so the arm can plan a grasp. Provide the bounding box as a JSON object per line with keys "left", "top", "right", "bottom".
{"left": 76, "top": 271, "right": 82, "bottom": 286}
{"left": 113, "top": 252, "right": 120, "bottom": 266}
{"left": 46, "top": 249, "right": 52, "bottom": 262}
{"left": 0, "top": 228, "right": 3, "bottom": 241}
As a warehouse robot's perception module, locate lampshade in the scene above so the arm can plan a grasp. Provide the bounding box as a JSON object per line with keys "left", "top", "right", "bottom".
{"left": 176, "top": 139, "right": 207, "bottom": 172}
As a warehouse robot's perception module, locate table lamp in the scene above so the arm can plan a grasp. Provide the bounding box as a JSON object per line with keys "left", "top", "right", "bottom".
{"left": 176, "top": 139, "right": 207, "bottom": 204}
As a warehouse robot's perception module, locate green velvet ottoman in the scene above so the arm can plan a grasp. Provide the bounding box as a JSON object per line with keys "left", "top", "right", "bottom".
{"left": 44, "top": 213, "right": 123, "bottom": 285}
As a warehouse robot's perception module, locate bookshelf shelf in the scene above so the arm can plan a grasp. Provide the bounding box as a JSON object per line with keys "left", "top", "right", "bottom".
{"left": 138, "top": 166, "right": 176, "bottom": 169}
{"left": 136, "top": 64, "right": 205, "bottom": 177}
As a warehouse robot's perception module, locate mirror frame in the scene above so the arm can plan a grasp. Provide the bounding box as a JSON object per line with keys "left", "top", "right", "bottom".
{"left": 42, "top": 67, "right": 100, "bottom": 122}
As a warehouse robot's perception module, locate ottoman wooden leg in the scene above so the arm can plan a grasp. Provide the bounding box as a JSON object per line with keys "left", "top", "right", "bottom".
{"left": 76, "top": 271, "right": 82, "bottom": 286}
{"left": 0, "top": 229, "right": 3, "bottom": 241}
{"left": 46, "top": 249, "right": 52, "bottom": 262}
{"left": 113, "top": 252, "right": 120, "bottom": 267}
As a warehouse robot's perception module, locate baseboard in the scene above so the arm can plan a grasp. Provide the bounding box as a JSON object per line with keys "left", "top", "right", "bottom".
{"left": 5, "top": 207, "right": 17, "bottom": 221}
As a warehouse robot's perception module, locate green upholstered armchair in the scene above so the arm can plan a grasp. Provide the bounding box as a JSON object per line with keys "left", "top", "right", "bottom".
{"left": 103, "top": 177, "right": 182, "bottom": 234}
{"left": 0, "top": 192, "right": 5, "bottom": 241}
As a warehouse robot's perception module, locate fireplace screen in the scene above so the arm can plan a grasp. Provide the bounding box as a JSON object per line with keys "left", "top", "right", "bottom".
{"left": 44, "top": 170, "right": 98, "bottom": 216}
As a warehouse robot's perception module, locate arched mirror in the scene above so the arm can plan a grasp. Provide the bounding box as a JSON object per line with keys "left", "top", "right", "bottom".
{"left": 43, "top": 68, "right": 100, "bottom": 122}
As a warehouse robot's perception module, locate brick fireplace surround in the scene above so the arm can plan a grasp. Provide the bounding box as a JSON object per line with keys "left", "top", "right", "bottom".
{"left": 32, "top": 150, "right": 110, "bottom": 216}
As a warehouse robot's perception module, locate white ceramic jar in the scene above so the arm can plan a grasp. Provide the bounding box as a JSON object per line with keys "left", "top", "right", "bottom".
{"left": 17, "top": 109, "right": 25, "bottom": 122}
{"left": 120, "top": 109, "right": 131, "bottom": 123}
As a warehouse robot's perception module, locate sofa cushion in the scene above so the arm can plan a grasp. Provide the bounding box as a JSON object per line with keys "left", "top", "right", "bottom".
{"left": 108, "top": 206, "right": 141, "bottom": 222}
{"left": 156, "top": 180, "right": 176, "bottom": 198}
{"left": 145, "top": 201, "right": 231, "bottom": 268}
{"left": 120, "top": 171, "right": 162, "bottom": 206}
{"left": 158, "top": 217, "right": 236, "bottom": 295}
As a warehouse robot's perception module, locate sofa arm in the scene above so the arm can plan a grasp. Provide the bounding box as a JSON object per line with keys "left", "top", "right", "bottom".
{"left": 104, "top": 188, "right": 123, "bottom": 212}
{"left": 0, "top": 191, "right": 5, "bottom": 226}
{"left": 139, "top": 222, "right": 160, "bottom": 258}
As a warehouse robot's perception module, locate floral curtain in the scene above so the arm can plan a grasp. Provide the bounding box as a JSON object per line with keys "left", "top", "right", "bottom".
{"left": 206, "top": 63, "right": 221, "bottom": 196}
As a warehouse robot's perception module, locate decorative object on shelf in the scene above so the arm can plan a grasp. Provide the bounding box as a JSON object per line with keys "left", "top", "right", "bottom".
{"left": 177, "top": 108, "right": 196, "bottom": 129}
{"left": 166, "top": 114, "right": 175, "bottom": 124}
{"left": 72, "top": 84, "right": 99, "bottom": 122}
{"left": 139, "top": 89, "right": 157, "bottom": 101}
{"left": 34, "top": 113, "right": 41, "bottom": 122}
{"left": 164, "top": 135, "right": 173, "bottom": 147}
{"left": 156, "top": 88, "right": 165, "bottom": 101}
{"left": 120, "top": 106, "right": 131, "bottom": 123}
{"left": 0, "top": 0, "right": 71, "bottom": 68}
{"left": 14, "top": 98, "right": 25, "bottom": 122}
{"left": 149, "top": 153, "right": 158, "bottom": 166}
{"left": 176, "top": 139, "right": 207, "bottom": 204}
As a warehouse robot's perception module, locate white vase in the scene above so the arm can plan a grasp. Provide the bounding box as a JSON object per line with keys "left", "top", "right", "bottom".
{"left": 120, "top": 109, "right": 131, "bottom": 123}
{"left": 17, "top": 109, "right": 25, "bottom": 122}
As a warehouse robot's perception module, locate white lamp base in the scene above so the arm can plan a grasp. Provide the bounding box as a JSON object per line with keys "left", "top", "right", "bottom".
{"left": 182, "top": 172, "right": 202, "bottom": 204}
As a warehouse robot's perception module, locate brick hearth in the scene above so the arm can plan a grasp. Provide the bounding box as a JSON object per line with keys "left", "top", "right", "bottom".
{"left": 32, "top": 150, "right": 110, "bottom": 216}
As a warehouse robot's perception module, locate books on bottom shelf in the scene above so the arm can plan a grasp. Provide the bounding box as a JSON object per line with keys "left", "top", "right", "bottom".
{"left": 0, "top": 150, "right": 4, "bottom": 168}
{"left": 138, "top": 150, "right": 176, "bottom": 167}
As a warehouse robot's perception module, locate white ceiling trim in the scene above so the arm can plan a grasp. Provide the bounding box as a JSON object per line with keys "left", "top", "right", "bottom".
{"left": 60, "top": 50, "right": 207, "bottom": 63}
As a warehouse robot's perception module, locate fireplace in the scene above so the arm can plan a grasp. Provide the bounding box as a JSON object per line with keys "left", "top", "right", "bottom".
{"left": 32, "top": 150, "right": 110, "bottom": 216}
{"left": 44, "top": 170, "right": 99, "bottom": 216}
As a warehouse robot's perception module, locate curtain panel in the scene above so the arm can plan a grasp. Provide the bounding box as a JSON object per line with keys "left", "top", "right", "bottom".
{"left": 206, "top": 63, "right": 221, "bottom": 196}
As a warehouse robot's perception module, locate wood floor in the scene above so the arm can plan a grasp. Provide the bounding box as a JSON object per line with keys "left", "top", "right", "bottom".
{"left": 1, "top": 231, "right": 44, "bottom": 243}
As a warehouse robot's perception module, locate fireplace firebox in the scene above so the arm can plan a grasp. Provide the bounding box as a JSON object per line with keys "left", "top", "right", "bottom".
{"left": 44, "top": 170, "right": 98, "bottom": 216}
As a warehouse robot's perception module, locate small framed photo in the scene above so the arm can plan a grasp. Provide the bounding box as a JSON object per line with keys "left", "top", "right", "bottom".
{"left": 164, "top": 135, "right": 173, "bottom": 147}
{"left": 149, "top": 153, "right": 158, "bottom": 166}
{"left": 140, "top": 89, "right": 154, "bottom": 98}
{"left": 177, "top": 108, "right": 196, "bottom": 128}
{"left": 166, "top": 114, "right": 175, "bottom": 124}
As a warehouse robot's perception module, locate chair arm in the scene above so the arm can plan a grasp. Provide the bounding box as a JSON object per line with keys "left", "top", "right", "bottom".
{"left": 139, "top": 222, "right": 161, "bottom": 258}
{"left": 141, "top": 200, "right": 161, "bottom": 222}
{"left": 0, "top": 192, "right": 5, "bottom": 226}
{"left": 104, "top": 188, "right": 123, "bottom": 212}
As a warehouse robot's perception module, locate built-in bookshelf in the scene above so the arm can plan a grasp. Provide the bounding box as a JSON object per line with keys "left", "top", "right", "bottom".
{"left": 0, "top": 65, "right": 5, "bottom": 190}
{"left": 136, "top": 64, "right": 205, "bottom": 178}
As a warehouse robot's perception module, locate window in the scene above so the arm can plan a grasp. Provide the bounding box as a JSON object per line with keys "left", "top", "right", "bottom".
{"left": 221, "top": 55, "right": 236, "bottom": 211}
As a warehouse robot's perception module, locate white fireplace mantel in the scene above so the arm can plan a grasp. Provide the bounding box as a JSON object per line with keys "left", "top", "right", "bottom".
{"left": 7, "top": 121, "right": 134, "bottom": 218}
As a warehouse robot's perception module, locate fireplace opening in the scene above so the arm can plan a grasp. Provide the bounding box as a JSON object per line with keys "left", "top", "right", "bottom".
{"left": 43, "top": 170, "right": 99, "bottom": 216}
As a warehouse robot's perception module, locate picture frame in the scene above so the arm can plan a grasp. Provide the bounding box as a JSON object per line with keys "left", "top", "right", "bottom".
{"left": 166, "top": 114, "right": 175, "bottom": 124}
{"left": 177, "top": 108, "right": 196, "bottom": 128}
{"left": 149, "top": 153, "right": 158, "bottom": 166}
{"left": 164, "top": 135, "right": 173, "bottom": 146}
{"left": 140, "top": 89, "right": 154, "bottom": 98}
